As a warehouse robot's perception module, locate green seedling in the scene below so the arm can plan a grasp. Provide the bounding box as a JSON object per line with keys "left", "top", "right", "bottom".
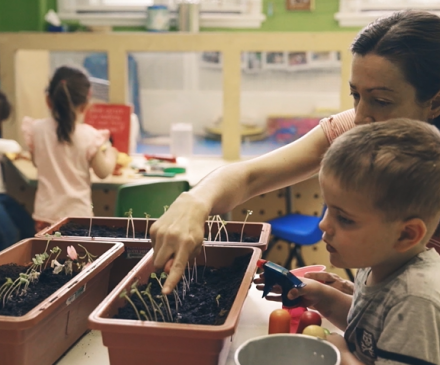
{"left": 141, "top": 283, "right": 164, "bottom": 322}
{"left": 124, "top": 208, "right": 135, "bottom": 239}
{"left": 3, "top": 273, "right": 29, "bottom": 306}
{"left": 119, "top": 289, "right": 141, "bottom": 321}
{"left": 215, "top": 294, "right": 221, "bottom": 307}
{"left": 240, "top": 210, "right": 253, "bottom": 243}
{"left": 88, "top": 204, "right": 94, "bottom": 236}
{"left": 0, "top": 278, "right": 13, "bottom": 306}
{"left": 77, "top": 244, "right": 97, "bottom": 263}
{"left": 151, "top": 273, "right": 173, "bottom": 321}
{"left": 144, "top": 213, "right": 151, "bottom": 240}
{"left": 44, "top": 246, "right": 61, "bottom": 271}
{"left": 130, "top": 280, "right": 153, "bottom": 321}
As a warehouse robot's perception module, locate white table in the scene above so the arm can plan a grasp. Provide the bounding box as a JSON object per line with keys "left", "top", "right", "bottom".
{"left": 55, "top": 284, "right": 342, "bottom": 365}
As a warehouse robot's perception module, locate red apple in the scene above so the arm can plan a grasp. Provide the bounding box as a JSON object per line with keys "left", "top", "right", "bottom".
{"left": 296, "top": 310, "right": 322, "bottom": 334}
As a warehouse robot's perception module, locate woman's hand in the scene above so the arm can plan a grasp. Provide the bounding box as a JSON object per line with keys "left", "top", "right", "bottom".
{"left": 150, "top": 192, "right": 210, "bottom": 294}
{"left": 304, "top": 272, "right": 354, "bottom": 295}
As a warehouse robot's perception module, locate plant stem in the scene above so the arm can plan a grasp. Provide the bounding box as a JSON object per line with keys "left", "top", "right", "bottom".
{"left": 240, "top": 210, "right": 253, "bottom": 243}
{"left": 121, "top": 291, "right": 141, "bottom": 320}
{"left": 132, "top": 289, "right": 152, "bottom": 321}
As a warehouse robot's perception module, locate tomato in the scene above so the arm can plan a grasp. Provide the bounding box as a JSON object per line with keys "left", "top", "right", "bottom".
{"left": 268, "top": 309, "right": 291, "bottom": 334}
{"left": 302, "top": 325, "right": 327, "bottom": 339}
{"left": 296, "top": 310, "right": 322, "bottom": 334}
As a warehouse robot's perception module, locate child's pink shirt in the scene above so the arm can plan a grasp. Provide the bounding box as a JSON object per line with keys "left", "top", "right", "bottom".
{"left": 319, "top": 108, "right": 356, "bottom": 145}
{"left": 22, "top": 117, "right": 110, "bottom": 223}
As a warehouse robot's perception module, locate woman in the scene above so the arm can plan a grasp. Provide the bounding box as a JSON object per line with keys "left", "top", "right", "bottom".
{"left": 150, "top": 10, "right": 440, "bottom": 295}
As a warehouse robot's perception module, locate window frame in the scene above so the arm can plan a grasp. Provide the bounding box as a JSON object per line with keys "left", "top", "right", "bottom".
{"left": 335, "top": 0, "right": 440, "bottom": 27}
{"left": 57, "top": 0, "right": 266, "bottom": 28}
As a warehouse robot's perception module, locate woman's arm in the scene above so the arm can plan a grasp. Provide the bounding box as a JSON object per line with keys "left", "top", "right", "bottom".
{"left": 151, "top": 125, "right": 330, "bottom": 294}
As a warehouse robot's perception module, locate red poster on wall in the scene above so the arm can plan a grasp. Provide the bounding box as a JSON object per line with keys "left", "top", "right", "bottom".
{"left": 84, "top": 104, "right": 131, "bottom": 153}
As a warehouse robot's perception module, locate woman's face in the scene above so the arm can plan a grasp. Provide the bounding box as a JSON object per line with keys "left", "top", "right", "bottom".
{"left": 350, "top": 53, "right": 433, "bottom": 125}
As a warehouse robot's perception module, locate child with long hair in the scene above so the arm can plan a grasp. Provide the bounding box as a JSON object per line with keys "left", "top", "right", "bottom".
{"left": 22, "top": 66, "right": 118, "bottom": 232}
{"left": 0, "top": 91, "right": 35, "bottom": 249}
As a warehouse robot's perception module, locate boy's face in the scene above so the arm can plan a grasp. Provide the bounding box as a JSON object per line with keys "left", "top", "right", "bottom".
{"left": 318, "top": 171, "right": 403, "bottom": 271}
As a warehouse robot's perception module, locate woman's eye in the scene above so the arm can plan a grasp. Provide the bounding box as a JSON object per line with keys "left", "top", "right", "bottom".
{"left": 375, "top": 99, "right": 391, "bottom": 107}
{"left": 350, "top": 92, "right": 360, "bottom": 100}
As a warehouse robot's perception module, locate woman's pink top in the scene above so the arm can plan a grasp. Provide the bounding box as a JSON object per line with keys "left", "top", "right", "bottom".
{"left": 22, "top": 117, "right": 110, "bottom": 223}
{"left": 319, "top": 108, "right": 356, "bottom": 145}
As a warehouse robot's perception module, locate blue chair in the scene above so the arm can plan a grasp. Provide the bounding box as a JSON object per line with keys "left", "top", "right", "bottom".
{"left": 264, "top": 187, "right": 354, "bottom": 281}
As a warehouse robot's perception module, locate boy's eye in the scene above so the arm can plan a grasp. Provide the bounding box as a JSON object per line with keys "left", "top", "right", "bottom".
{"left": 337, "top": 215, "right": 354, "bottom": 225}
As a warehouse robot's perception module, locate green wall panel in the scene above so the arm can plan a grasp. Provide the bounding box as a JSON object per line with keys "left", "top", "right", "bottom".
{"left": 0, "top": 0, "right": 57, "bottom": 32}
{"left": 0, "top": 0, "right": 361, "bottom": 33}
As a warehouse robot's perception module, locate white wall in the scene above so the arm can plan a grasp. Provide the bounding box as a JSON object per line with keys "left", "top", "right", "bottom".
{"left": 50, "top": 51, "right": 341, "bottom": 136}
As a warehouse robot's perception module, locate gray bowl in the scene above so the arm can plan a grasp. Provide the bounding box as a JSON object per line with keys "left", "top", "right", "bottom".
{"left": 235, "top": 334, "right": 341, "bottom": 365}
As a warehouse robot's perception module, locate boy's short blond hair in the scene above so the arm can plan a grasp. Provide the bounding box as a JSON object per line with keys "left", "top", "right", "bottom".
{"left": 321, "top": 119, "right": 440, "bottom": 228}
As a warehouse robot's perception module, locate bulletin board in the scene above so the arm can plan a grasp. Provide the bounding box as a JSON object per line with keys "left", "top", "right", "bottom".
{"left": 85, "top": 104, "right": 131, "bottom": 153}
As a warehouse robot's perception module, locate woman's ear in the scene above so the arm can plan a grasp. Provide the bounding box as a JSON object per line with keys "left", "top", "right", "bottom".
{"left": 430, "top": 90, "right": 440, "bottom": 120}
{"left": 395, "top": 218, "right": 427, "bottom": 252}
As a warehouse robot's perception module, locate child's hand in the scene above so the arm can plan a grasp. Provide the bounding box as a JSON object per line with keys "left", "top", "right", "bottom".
{"left": 285, "top": 277, "right": 327, "bottom": 308}
{"left": 325, "top": 333, "right": 349, "bottom": 351}
{"left": 255, "top": 275, "right": 327, "bottom": 308}
{"left": 304, "top": 271, "right": 354, "bottom": 295}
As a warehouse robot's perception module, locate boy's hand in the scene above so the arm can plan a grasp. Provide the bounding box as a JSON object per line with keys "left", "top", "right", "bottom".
{"left": 304, "top": 271, "right": 354, "bottom": 295}
{"left": 255, "top": 275, "right": 327, "bottom": 309}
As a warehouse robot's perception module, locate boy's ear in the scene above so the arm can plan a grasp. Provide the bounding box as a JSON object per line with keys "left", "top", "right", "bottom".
{"left": 395, "top": 218, "right": 426, "bottom": 252}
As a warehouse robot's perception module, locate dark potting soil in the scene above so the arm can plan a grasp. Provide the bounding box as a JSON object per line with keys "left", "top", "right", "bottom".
{"left": 59, "top": 222, "right": 148, "bottom": 239}
{"left": 0, "top": 263, "right": 78, "bottom": 317}
{"left": 58, "top": 221, "right": 259, "bottom": 242}
{"left": 114, "top": 253, "right": 252, "bottom": 325}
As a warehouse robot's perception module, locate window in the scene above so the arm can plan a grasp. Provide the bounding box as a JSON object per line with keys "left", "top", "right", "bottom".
{"left": 57, "top": 0, "right": 265, "bottom": 28}
{"left": 335, "top": 0, "right": 440, "bottom": 27}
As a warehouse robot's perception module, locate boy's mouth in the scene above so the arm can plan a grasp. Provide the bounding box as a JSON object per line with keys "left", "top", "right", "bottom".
{"left": 325, "top": 241, "right": 336, "bottom": 253}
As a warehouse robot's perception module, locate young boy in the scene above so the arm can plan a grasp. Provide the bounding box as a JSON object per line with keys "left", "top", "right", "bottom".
{"left": 0, "top": 91, "right": 35, "bottom": 249}
{"left": 263, "top": 119, "right": 440, "bottom": 365}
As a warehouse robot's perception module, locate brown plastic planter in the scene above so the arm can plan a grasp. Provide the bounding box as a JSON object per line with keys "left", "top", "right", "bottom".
{"left": 0, "top": 238, "right": 124, "bottom": 365}
{"left": 36, "top": 217, "right": 270, "bottom": 291}
{"left": 88, "top": 245, "right": 262, "bottom": 365}
{"left": 36, "top": 216, "right": 271, "bottom": 250}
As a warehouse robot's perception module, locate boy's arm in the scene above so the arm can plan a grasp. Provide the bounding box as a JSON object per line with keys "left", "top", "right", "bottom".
{"left": 326, "top": 333, "right": 365, "bottom": 365}
{"left": 310, "top": 284, "right": 353, "bottom": 330}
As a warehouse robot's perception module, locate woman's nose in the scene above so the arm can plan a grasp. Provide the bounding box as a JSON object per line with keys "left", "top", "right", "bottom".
{"left": 354, "top": 102, "right": 374, "bottom": 125}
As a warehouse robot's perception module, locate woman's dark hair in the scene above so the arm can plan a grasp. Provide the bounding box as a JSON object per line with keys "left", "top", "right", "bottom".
{"left": 351, "top": 10, "right": 440, "bottom": 127}
{"left": 0, "top": 90, "right": 11, "bottom": 122}
{"left": 47, "top": 66, "right": 90, "bottom": 144}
